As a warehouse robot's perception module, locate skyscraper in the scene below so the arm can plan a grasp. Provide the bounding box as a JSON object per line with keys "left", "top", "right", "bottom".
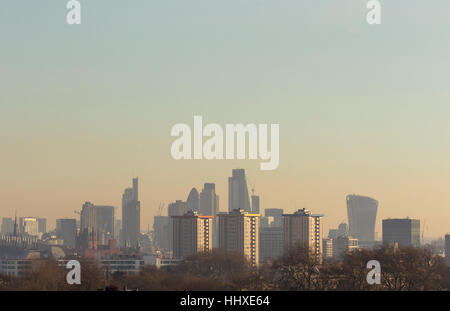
{"left": 259, "top": 208, "right": 284, "bottom": 263}
{"left": 199, "top": 183, "right": 220, "bottom": 247}
{"left": 218, "top": 209, "right": 259, "bottom": 266}
{"left": 121, "top": 177, "right": 141, "bottom": 247}
{"left": 95, "top": 206, "right": 115, "bottom": 245}
{"left": 172, "top": 210, "right": 213, "bottom": 259}
{"left": 1, "top": 218, "right": 13, "bottom": 235}
{"left": 228, "top": 169, "right": 251, "bottom": 213}
{"left": 186, "top": 188, "right": 200, "bottom": 212}
{"left": 347, "top": 195, "right": 378, "bottom": 246}
{"left": 56, "top": 218, "right": 77, "bottom": 248}
{"left": 22, "top": 217, "right": 39, "bottom": 237}
{"left": 283, "top": 208, "right": 324, "bottom": 263}
{"left": 251, "top": 195, "right": 260, "bottom": 214}
{"left": 382, "top": 218, "right": 420, "bottom": 247}
{"left": 37, "top": 218, "right": 47, "bottom": 234}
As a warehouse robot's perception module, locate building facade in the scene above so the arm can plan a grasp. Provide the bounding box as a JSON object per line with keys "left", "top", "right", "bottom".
{"left": 347, "top": 195, "right": 378, "bottom": 245}
{"left": 218, "top": 209, "right": 259, "bottom": 266}
{"left": 283, "top": 208, "right": 324, "bottom": 263}
{"left": 228, "top": 169, "right": 251, "bottom": 213}
{"left": 172, "top": 210, "right": 213, "bottom": 259}
{"left": 382, "top": 218, "right": 420, "bottom": 247}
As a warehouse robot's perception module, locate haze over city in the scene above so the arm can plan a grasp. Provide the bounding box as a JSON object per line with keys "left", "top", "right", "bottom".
{"left": 1, "top": 1, "right": 450, "bottom": 238}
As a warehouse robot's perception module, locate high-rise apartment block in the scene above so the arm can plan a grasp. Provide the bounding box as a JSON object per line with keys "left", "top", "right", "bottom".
{"left": 218, "top": 209, "right": 259, "bottom": 266}
{"left": 172, "top": 210, "right": 213, "bottom": 259}
{"left": 283, "top": 208, "right": 324, "bottom": 263}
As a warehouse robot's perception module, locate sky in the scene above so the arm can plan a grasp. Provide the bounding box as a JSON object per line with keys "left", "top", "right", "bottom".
{"left": 1, "top": 1, "right": 450, "bottom": 238}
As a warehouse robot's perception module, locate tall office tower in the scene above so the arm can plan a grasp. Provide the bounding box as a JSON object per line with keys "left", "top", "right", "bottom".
{"left": 1, "top": 218, "right": 13, "bottom": 235}
{"left": 186, "top": 188, "right": 200, "bottom": 212}
{"left": 172, "top": 210, "right": 213, "bottom": 259}
{"left": 283, "top": 208, "right": 324, "bottom": 263}
{"left": 347, "top": 195, "right": 378, "bottom": 246}
{"left": 56, "top": 219, "right": 77, "bottom": 248}
{"left": 228, "top": 169, "right": 251, "bottom": 213}
{"left": 251, "top": 195, "right": 260, "bottom": 214}
{"left": 259, "top": 227, "right": 283, "bottom": 263}
{"left": 37, "top": 218, "right": 47, "bottom": 234}
{"left": 199, "top": 183, "right": 220, "bottom": 247}
{"left": 445, "top": 234, "right": 450, "bottom": 265}
{"left": 218, "top": 209, "right": 259, "bottom": 266}
{"left": 122, "top": 177, "right": 141, "bottom": 247}
{"left": 333, "top": 235, "right": 359, "bottom": 260}
{"left": 153, "top": 215, "right": 170, "bottom": 250}
{"left": 322, "top": 238, "right": 334, "bottom": 261}
{"left": 95, "top": 206, "right": 115, "bottom": 245}
{"left": 80, "top": 202, "right": 97, "bottom": 232}
{"left": 382, "top": 218, "right": 420, "bottom": 247}
{"left": 22, "top": 217, "right": 39, "bottom": 237}
{"left": 199, "top": 183, "right": 219, "bottom": 216}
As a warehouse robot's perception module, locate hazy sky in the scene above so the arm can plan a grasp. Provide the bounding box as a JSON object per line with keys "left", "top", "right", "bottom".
{"left": 1, "top": 1, "right": 450, "bottom": 237}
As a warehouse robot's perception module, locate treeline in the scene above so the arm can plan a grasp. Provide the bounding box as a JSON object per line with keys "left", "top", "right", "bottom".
{"left": 0, "top": 245, "right": 448, "bottom": 291}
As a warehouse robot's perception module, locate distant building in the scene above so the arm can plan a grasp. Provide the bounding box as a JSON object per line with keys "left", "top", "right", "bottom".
{"left": 56, "top": 219, "right": 77, "bottom": 248}
{"left": 445, "top": 234, "right": 450, "bottom": 265}
{"left": 199, "top": 183, "right": 220, "bottom": 247}
{"left": 228, "top": 169, "right": 251, "bottom": 213}
{"left": 333, "top": 235, "right": 359, "bottom": 260}
{"left": 259, "top": 208, "right": 284, "bottom": 262}
{"left": 382, "top": 218, "right": 420, "bottom": 247}
{"left": 283, "top": 208, "right": 324, "bottom": 263}
{"left": 22, "top": 217, "right": 39, "bottom": 237}
{"left": 95, "top": 206, "right": 115, "bottom": 245}
{"left": 218, "top": 209, "right": 259, "bottom": 266}
{"left": 347, "top": 195, "right": 378, "bottom": 245}
{"left": 328, "top": 222, "right": 349, "bottom": 239}
{"left": 186, "top": 188, "right": 200, "bottom": 212}
{"left": 121, "top": 177, "right": 140, "bottom": 248}
{"left": 259, "top": 227, "right": 283, "bottom": 263}
{"left": 168, "top": 200, "right": 188, "bottom": 252}
{"left": 37, "top": 218, "right": 47, "bottom": 234}
{"left": 322, "top": 238, "right": 333, "bottom": 261}
{"left": 172, "top": 210, "right": 213, "bottom": 259}
{"left": 1, "top": 218, "right": 13, "bottom": 235}
{"left": 264, "top": 208, "right": 284, "bottom": 228}
{"left": 251, "top": 195, "right": 260, "bottom": 214}
{"left": 153, "top": 216, "right": 170, "bottom": 250}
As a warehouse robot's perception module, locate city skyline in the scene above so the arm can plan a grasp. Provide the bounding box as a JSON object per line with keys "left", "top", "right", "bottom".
{"left": 1, "top": 170, "right": 448, "bottom": 240}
